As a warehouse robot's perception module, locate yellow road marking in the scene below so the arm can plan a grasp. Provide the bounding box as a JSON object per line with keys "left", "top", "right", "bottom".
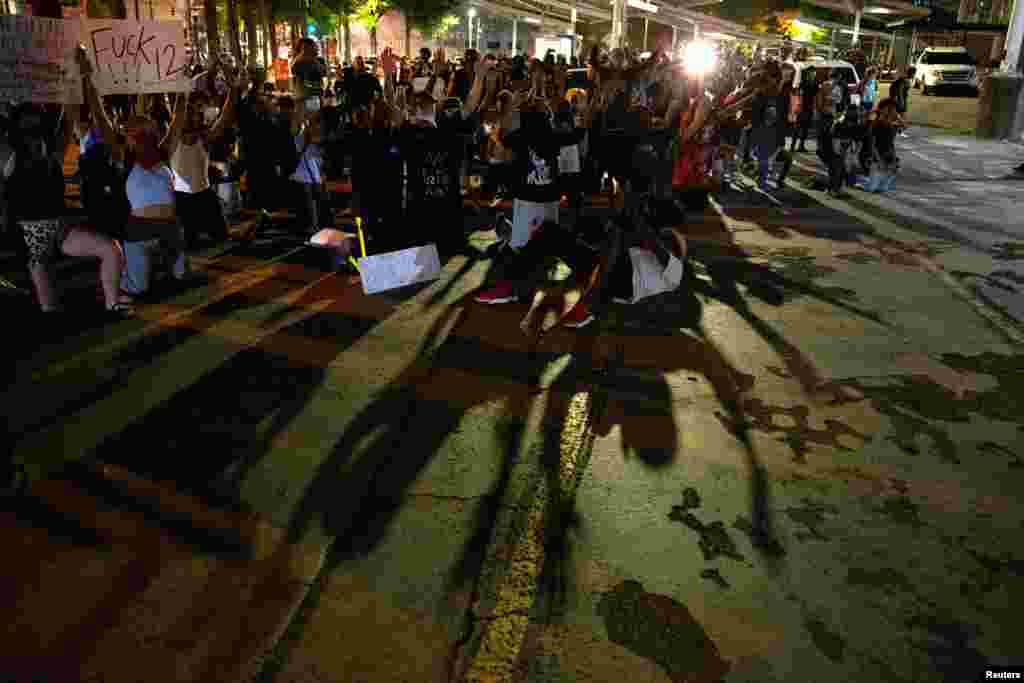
{"left": 461, "top": 390, "right": 596, "bottom": 683}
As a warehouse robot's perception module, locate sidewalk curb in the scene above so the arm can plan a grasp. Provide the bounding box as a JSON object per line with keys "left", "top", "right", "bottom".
{"left": 781, "top": 166, "right": 1024, "bottom": 348}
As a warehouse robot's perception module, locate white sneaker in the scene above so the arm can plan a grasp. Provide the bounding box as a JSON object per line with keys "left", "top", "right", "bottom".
{"left": 612, "top": 297, "right": 632, "bottom": 305}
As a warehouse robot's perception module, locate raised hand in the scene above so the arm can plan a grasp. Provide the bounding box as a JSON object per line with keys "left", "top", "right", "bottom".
{"left": 76, "top": 45, "right": 93, "bottom": 76}
{"left": 380, "top": 47, "right": 398, "bottom": 75}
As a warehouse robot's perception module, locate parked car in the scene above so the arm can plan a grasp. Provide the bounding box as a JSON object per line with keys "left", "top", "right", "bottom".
{"left": 786, "top": 58, "right": 862, "bottom": 104}
{"left": 913, "top": 47, "right": 979, "bottom": 96}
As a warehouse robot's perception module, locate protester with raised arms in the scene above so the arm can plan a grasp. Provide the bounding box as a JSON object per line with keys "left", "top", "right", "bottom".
{"left": 167, "top": 58, "right": 245, "bottom": 247}
{"left": 9, "top": 98, "right": 127, "bottom": 316}
{"left": 79, "top": 47, "right": 194, "bottom": 299}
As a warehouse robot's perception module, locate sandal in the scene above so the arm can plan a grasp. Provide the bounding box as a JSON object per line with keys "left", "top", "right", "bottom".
{"left": 107, "top": 302, "right": 134, "bottom": 316}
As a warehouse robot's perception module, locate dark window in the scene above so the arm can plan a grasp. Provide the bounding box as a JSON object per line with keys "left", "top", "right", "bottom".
{"left": 922, "top": 52, "right": 975, "bottom": 65}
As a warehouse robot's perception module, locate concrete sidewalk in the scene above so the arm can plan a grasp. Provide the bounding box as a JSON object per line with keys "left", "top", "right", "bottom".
{"left": 3, "top": 183, "right": 1023, "bottom": 683}
{"left": 787, "top": 126, "right": 1024, "bottom": 325}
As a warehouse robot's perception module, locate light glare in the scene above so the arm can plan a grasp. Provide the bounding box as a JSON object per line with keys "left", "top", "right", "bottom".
{"left": 682, "top": 40, "right": 717, "bottom": 75}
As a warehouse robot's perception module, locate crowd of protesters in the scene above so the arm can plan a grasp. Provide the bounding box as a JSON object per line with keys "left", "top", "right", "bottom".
{"left": 0, "top": 36, "right": 918, "bottom": 325}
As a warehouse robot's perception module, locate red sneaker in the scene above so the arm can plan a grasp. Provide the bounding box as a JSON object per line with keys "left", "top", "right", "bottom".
{"left": 474, "top": 281, "right": 519, "bottom": 305}
{"left": 561, "top": 304, "right": 595, "bottom": 329}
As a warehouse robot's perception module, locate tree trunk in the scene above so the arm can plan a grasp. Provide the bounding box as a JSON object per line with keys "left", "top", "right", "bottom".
{"left": 226, "top": 0, "right": 243, "bottom": 64}
{"left": 343, "top": 16, "right": 351, "bottom": 64}
{"left": 204, "top": 0, "right": 220, "bottom": 59}
{"left": 258, "top": 0, "right": 270, "bottom": 66}
{"left": 244, "top": 0, "right": 258, "bottom": 66}
{"left": 369, "top": 27, "right": 377, "bottom": 58}
{"left": 268, "top": 15, "right": 278, "bottom": 65}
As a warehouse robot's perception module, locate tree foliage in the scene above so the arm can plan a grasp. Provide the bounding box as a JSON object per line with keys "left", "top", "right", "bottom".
{"left": 395, "top": 0, "right": 459, "bottom": 36}
{"left": 352, "top": 0, "right": 391, "bottom": 33}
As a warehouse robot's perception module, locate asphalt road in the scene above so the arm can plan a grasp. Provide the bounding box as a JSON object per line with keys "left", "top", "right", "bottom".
{"left": 881, "top": 80, "right": 980, "bottom": 132}
{"left": 3, "top": 178, "right": 1023, "bottom": 683}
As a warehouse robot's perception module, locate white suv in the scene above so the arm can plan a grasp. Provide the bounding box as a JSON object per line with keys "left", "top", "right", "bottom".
{"left": 913, "top": 47, "right": 979, "bottom": 96}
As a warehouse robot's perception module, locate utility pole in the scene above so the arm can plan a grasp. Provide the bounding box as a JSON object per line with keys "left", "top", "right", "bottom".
{"left": 611, "top": 0, "right": 627, "bottom": 48}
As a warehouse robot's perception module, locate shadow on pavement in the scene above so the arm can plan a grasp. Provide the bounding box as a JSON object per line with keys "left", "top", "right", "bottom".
{"left": 88, "top": 290, "right": 382, "bottom": 512}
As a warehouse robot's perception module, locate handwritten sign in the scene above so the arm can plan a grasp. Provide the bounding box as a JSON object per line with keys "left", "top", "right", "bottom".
{"left": 359, "top": 244, "right": 441, "bottom": 295}
{"left": 85, "top": 19, "right": 190, "bottom": 95}
{"left": 0, "top": 16, "right": 82, "bottom": 104}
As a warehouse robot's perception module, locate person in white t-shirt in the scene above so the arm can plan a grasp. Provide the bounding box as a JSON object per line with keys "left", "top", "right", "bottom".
{"left": 167, "top": 59, "right": 245, "bottom": 247}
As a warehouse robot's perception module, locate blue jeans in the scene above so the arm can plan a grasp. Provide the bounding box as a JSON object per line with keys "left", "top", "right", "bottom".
{"left": 120, "top": 220, "right": 188, "bottom": 295}
{"left": 863, "top": 168, "right": 897, "bottom": 193}
{"left": 752, "top": 131, "right": 779, "bottom": 188}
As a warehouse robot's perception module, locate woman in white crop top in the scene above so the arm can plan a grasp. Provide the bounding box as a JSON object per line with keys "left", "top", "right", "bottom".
{"left": 82, "top": 56, "right": 193, "bottom": 297}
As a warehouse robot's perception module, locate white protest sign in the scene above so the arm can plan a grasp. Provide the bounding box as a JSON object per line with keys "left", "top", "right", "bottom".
{"left": 0, "top": 16, "right": 82, "bottom": 104}
{"left": 358, "top": 244, "right": 442, "bottom": 295}
{"left": 85, "top": 19, "right": 191, "bottom": 95}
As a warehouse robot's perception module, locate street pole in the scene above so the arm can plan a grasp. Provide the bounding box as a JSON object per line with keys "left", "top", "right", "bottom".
{"left": 1001, "top": 0, "right": 1024, "bottom": 74}
{"left": 852, "top": 10, "right": 862, "bottom": 46}
{"left": 976, "top": 0, "right": 1023, "bottom": 139}
{"left": 672, "top": 25, "right": 678, "bottom": 53}
{"left": 512, "top": 18, "right": 518, "bottom": 55}
{"left": 612, "top": 0, "right": 627, "bottom": 48}
{"left": 643, "top": 16, "right": 648, "bottom": 51}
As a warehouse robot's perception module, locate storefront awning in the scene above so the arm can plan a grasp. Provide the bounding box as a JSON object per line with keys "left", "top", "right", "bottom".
{"left": 801, "top": 0, "right": 930, "bottom": 20}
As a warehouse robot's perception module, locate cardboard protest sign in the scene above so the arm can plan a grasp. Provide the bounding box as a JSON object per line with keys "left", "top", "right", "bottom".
{"left": 85, "top": 19, "right": 190, "bottom": 95}
{"left": 358, "top": 244, "right": 441, "bottom": 295}
{"left": 0, "top": 16, "right": 82, "bottom": 104}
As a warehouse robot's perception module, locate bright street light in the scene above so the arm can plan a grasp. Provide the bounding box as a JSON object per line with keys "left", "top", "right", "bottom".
{"left": 468, "top": 7, "right": 477, "bottom": 17}
{"left": 682, "top": 40, "right": 717, "bottom": 75}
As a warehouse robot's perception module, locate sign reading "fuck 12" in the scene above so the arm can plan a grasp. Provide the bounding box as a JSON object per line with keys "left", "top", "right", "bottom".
{"left": 85, "top": 18, "right": 190, "bottom": 95}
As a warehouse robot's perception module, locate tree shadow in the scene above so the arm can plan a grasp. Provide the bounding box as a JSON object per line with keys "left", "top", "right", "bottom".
{"left": 88, "top": 273, "right": 384, "bottom": 514}
{"left": 286, "top": 301, "right": 471, "bottom": 556}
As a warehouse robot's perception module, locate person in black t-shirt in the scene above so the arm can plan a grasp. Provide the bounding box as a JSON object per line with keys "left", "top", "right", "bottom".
{"left": 347, "top": 56, "right": 383, "bottom": 111}
{"left": 9, "top": 102, "right": 125, "bottom": 314}
{"left": 448, "top": 49, "right": 478, "bottom": 102}
{"left": 292, "top": 38, "right": 326, "bottom": 101}
{"left": 401, "top": 79, "right": 480, "bottom": 256}
{"left": 238, "top": 82, "right": 281, "bottom": 210}
{"left": 749, "top": 62, "right": 787, "bottom": 191}
{"left": 350, "top": 99, "right": 405, "bottom": 252}
{"left": 791, "top": 66, "right": 818, "bottom": 153}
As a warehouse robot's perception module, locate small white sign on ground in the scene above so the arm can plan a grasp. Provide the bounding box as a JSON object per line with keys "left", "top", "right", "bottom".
{"left": 358, "top": 244, "right": 441, "bottom": 295}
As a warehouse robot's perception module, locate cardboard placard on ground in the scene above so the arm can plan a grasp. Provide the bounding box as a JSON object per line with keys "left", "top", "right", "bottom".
{"left": 85, "top": 19, "right": 190, "bottom": 95}
{"left": 0, "top": 16, "right": 82, "bottom": 104}
{"left": 358, "top": 244, "right": 442, "bottom": 295}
